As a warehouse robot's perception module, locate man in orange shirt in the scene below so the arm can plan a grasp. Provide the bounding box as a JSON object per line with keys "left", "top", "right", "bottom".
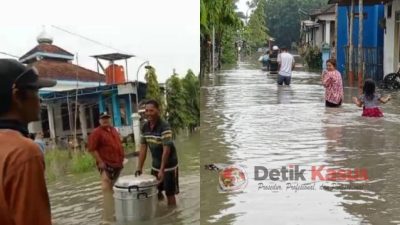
{"left": 88, "top": 112, "right": 124, "bottom": 224}
{"left": 0, "top": 59, "right": 56, "bottom": 225}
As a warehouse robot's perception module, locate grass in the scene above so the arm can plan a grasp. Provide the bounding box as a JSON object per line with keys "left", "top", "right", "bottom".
{"left": 44, "top": 149, "right": 96, "bottom": 182}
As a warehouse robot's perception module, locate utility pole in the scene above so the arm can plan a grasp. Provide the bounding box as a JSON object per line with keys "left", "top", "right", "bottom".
{"left": 349, "top": 0, "right": 355, "bottom": 86}
{"left": 358, "top": 0, "right": 364, "bottom": 89}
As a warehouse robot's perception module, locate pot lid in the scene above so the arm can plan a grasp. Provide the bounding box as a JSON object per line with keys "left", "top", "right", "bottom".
{"left": 114, "top": 175, "right": 158, "bottom": 188}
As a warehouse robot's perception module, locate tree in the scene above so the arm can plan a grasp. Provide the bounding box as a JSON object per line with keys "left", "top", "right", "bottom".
{"left": 144, "top": 67, "right": 163, "bottom": 113}
{"left": 264, "top": 0, "right": 326, "bottom": 48}
{"left": 165, "top": 73, "right": 187, "bottom": 136}
{"left": 244, "top": 0, "right": 269, "bottom": 51}
{"left": 181, "top": 70, "right": 200, "bottom": 132}
{"left": 200, "top": 0, "right": 243, "bottom": 79}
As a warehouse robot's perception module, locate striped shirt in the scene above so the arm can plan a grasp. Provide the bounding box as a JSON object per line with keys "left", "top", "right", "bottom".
{"left": 141, "top": 119, "right": 178, "bottom": 170}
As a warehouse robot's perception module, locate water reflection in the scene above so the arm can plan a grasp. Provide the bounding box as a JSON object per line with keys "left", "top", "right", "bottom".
{"left": 201, "top": 62, "right": 400, "bottom": 225}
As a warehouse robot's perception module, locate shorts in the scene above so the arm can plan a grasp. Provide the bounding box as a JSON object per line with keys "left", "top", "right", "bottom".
{"left": 98, "top": 164, "right": 122, "bottom": 181}
{"left": 151, "top": 167, "right": 180, "bottom": 196}
{"left": 362, "top": 107, "right": 383, "bottom": 117}
{"left": 325, "top": 100, "right": 342, "bottom": 108}
{"left": 278, "top": 75, "right": 291, "bottom": 85}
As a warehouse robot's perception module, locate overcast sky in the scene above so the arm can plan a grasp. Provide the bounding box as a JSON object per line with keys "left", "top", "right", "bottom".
{"left": 0, "top": 0, "right": 199, "bottom": 83}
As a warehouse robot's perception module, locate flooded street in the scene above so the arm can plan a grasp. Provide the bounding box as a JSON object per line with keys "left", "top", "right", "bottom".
{"left": 48, "top": 131, "right": 199, "bottom": 225}
{"left": 201, "top": 62, "right": 400, "bottom": 225}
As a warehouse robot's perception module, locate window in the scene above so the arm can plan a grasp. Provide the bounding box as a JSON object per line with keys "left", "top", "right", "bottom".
{"left": 388, "top": 4, "right": 392, "bottom": 18}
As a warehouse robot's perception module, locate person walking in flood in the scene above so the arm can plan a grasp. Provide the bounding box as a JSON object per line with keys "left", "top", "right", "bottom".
{"left": 0, "top": 59, "right": 56, "bottom": 225}
{"left": 88, "top": 111, "right": 124, "bottom": 224}
{"left": 277, "top": 47, "right": 295, "bottom": 85}
{"left": 352, "top": 79, "right": 391, "bottom": 117}
{"left": 135, "top": 99, "right": 179, "bottom": 206}
{"left": 322, "top": 59, "right": 344, "bottom": 107}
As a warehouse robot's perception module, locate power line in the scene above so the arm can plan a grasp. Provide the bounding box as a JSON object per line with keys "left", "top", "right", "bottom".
{"left": 50, "top": 25, "right": 149, "bottom": 62}
{"left": 0, "top": 51, "right": 20, "bottom": 58}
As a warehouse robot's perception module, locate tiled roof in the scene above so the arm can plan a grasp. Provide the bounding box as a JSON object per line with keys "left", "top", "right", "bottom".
{"left": 309, "top": 5, "right": 336, "bottom": 16}
{"left": 19, "top": 44, "right": 74, "bottom": 61}
{"left": 32, "top": 60, "right": 105, "bottom": 82}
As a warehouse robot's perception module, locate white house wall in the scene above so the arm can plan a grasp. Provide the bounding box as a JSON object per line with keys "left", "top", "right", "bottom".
{"left": 384, "top": 0, "right": 400, "bottom": 76}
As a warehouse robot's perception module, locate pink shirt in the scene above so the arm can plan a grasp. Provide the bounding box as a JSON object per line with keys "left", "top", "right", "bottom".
{"left": 323, "top": 70, "right": 343, "bottom": 104}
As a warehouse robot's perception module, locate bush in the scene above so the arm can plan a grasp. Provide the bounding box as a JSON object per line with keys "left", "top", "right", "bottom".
{"left": 301, "top": 46, "right": 322, "bottom": 70}
{"left": 70, "top": 152, "right": 96, "bottom": 174}
{"left": 44, "top": 149, "right": 96, "bottom": 182}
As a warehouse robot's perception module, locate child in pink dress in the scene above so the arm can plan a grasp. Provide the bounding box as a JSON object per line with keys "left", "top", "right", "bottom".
{"left": 352, "top": 79, "right": 391, "bottom": 117}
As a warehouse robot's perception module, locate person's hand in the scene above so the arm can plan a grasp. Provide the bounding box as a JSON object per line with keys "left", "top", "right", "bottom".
{"left": 134, "top": 170, "right": 142, "bottom": 177}
{"left": 157, "top": 170, "right": 165, "bottom": 182}
{"left": 98, "top": 161, "right": 106, "bottom": 170}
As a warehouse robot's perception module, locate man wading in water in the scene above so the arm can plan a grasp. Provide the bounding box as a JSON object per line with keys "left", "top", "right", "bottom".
{"left": 135, "top": 99, "right": 179, "bottom": 206}
{"left": 88, "top": 112, "right": 124, "bottom": 224}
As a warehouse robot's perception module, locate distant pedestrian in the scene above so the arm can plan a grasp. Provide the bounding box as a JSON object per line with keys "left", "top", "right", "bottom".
{"left": 277, "top": 47, "right": 295, "bottom": 85}
{"left": 0, "top": 58, "right": 56, "bottom": 225}
{"left": 352, "top": 79, "right": 391, "bottom": 117}
{"left": 322, "top": 59, "right": 343, "bottom": 107}
{"left": 34, "top": 132, "right": 46, "bottom": 154}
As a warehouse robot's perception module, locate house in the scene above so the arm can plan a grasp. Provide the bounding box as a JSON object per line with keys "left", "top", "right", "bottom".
{"left": 329, "top": 0, "right": 387, "bottom": 83}
{"left": 301, "top": 5, "right": 336, "bottom": 49}
{"left": 23, "top": 30, "right": 146, "bottom": 147}
{"left": 383, "top": 0, "right": 400, "bottom": 75}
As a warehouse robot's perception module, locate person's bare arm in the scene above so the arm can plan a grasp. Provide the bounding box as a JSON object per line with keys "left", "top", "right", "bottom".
{"left": 89, "top": 151, "right": 105, "bottom": 168}
{"left": 352, "top": 97, "right": 363, "bottom": 107}
{"left": 379, "top": 95, "right": 391, "bottom": 103}
{"left": 87, "top": 131, "right": 105, "bottom": 168}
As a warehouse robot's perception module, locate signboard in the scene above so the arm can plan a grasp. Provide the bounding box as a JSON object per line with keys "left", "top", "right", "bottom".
{"left": 117, "top": 83, "right": 136, "bottom": 95}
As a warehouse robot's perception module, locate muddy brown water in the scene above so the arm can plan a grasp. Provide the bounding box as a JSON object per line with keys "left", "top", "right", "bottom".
{"left": 200, "top": 62, "right": 400, "bottom": 225}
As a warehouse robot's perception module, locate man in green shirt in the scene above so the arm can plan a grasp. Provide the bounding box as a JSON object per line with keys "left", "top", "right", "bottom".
{"left": 135, "top": 99, "right": 179, "bottom": 206}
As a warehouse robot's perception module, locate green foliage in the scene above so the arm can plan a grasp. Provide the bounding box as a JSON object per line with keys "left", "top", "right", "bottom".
{"left": 200, "top": 0, "right": 243, "bottom": 77}
{"left": 300, "top": 45, "right": 322, "bottom": 69}
{"left": 44, "top": 150, "right": 96, "bottom": 182}
{"left": 244, "top": 0, "right": 269, "bottom": 50}
{"left": 144, "top": 67, "right": 164, "bottom": 113}
{"left": 221, "top": 27, "right": 239, "bottom": 65}
{"left": 165, "top": 73, "right": 187, "bottom": 135}
{"left": 70, "top": 152, "right": 96, "bottom": 174}
{"left": 182, "top": 70, "right": 200, "bottom": 131}
{"left": 165, "top": 70, "right": 200, "bottom": 135}
{"left": 265, "top": 0, "right": 326, "bottom": 47}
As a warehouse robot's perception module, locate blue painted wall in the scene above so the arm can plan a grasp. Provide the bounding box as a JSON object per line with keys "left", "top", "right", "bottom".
{"left": 336, "top": 4, "right": 384, "bottom": 76}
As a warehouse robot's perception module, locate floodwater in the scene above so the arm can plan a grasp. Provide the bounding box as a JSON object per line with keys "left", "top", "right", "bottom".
{"left": 200, "top": 62, "right": 400, "bottom": 225}
{"left": 48, "top": 131, "right": 199, "bottom": 225}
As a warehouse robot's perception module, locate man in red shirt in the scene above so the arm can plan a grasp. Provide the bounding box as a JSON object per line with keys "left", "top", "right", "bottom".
{"left": 88, "top": 111, "right": 124, "bottom": 224}
{"left": 0, "top": 59, "right": 56, "bottom": 225}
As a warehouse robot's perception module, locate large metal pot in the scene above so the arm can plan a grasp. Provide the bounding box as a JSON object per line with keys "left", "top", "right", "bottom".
{"left": 113, "top": 174, "right": 158, "bottom": 223}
